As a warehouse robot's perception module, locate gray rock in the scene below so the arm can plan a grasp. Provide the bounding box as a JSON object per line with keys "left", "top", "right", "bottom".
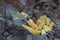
{"left": 0, "top": 17, "right": 5, "bottom": 22}
{"left": 54, "top": 38, "right": 60, "bottom": 40}
{"left": 7, "top": 20, "right": 13, "bottom": 26}
{"left": 26, "top": 34, "right": 33, "bottom": 40}
{"left": 32, "top": 34, "right": 48, "bottom": 40}
{"left": 6, "top": 4, "right": 16, "bottom": 16}
{"left": 0, "top": 21, "right": 5, "bottom": 34}
{"left": 3, "top": 32, "right": 9, "bottom": 37}
{"left": 7, "top": 35, "right": 21, "bottom": 40}
{"left": 40, "top": 0, "right": 52, "bottom": 2}
{"left": 13, "top": 18, "right": 27, "bottom": 27}
{"left": 20, "top": 0, "right": 27, "bottom": 6}
{"left": 0, "top": 14, "right": 3, "bottom": 17}
{"left": 54, "top": 19, "right": 60, "bottom": 29}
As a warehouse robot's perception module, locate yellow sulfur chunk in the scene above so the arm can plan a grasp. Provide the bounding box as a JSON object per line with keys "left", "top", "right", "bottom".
{"left": 22, "top": 15, "right": 54, "bottom": 35}
{"left": 45, "top": 18, "right": 48, "bottom": 25}
{"left": 22, "top": 24, "right": 41, "bottom": 35}
{"left": 27, "top": 19, "right": 38, "bottom": 29}
{"left": 20, "top": 12, "right": 29, "bottom": 18}
{"left": 36, "top": 19, "right": 42, "bottom": 26}
{"left": 41, "top": 30, "right": 46, "bottom": 35}
{"left": 43, "top": 25, "right": 52, "bottom": 32}
{"left": 39, "top": 19, "right": 45, "bottom": 25}
{"left": 39, "top": 15, "right": 47, "bottom": 24}
{"left": 48, "top": 22, "right": 54, "bottom": 29}
{"left": 36, "top": 23, "right": 44, "bottom": 31}
{"left": 40, "top": 15, "right": 47, "bottom": 19}
{"left": 46, "top": 18, "right": 51, "bottom": 26}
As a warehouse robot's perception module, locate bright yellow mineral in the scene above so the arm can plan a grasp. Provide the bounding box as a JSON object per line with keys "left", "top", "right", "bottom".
{"left": 39, "top": 15, "right": 47, "bottom": 24}
{"left": 22, "top": 24, "right": 41, "bottom": 35}
{"left": 22, "top": 14, "right": 54, "bottom": 35}
{"left": 41, "top": 30, "right": 46, "bottom": 35}
{"left": 48, "top": 22, "right": 54, "bottom": 30}
{"left": 46, "top": 18, "right": 51, "bottom": 26}
{"left": 27, "top": 19, "right": 38, "bottom": 29}
{"left": 36, "top": 19, "right": 42, "bottom": 26}
{"left": 43, "top": 25, "right": 52, "bottom": 32}
{"left": 20, "top": 12, "right": 29, "bottom": 18}
{"left": 36, "top": 22, "right": 44, "bottom": 31}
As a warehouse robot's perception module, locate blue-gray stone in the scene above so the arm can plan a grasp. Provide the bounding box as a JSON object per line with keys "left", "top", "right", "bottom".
{"left": 54, "top": 38, "right": 60, "bottom": 40}
{"left": 7, "top": 35, "right": 21, "bottom": 40}
{"left": 32, "top": 34, "right": 48, "bottom": 40}
{"left": 6, "top": 4, "right": 16, "bottom": 16}
{"left": 26, "top": 34, "right": 33, "bottom": 40}
{"left": 13, "top": 18, "right": 27, "bottom": 27}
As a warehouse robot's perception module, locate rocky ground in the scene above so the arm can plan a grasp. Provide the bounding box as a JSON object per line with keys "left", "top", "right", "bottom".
{"left": 0, "top": 0, "right": 60, "bottom": 40}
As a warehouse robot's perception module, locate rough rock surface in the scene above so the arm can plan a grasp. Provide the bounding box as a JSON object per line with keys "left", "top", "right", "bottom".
{"left": 0, "top": 0, "right": 60, "bottom": 40}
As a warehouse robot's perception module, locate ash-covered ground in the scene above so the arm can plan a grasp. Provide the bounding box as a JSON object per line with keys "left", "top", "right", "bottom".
{"left": 0, "top": 0, "right": 60, "bottom": 40}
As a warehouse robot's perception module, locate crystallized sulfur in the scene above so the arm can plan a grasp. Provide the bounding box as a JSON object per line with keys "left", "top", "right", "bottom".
{"left": 39, "top": 15, "right": 47, "bottom": 24}
{"left": 22, "top": 24, "right": 41, "bottom": 35}
{"left": 36, "top": 19, "right": 42, "bottom": 26}
{"left": 41, "top": 30, "right": 46, "bottom": 35}
{"left": 22, "top": 14, "right": 54, "bottom": 35}
{"left": 36, "top": 23, "right": 44, "bottom": 31}
{"left": 27, "top": 19, "right": 38, "bottom": 29}
{"left": 43, "top": 25, "right": 52, "bottom": 32}
{"left": 20, "top": 12, "right": 29, "bottom": 18}
{"left": 46, "top": 18, "right": 51, "bottom": 26}
{"left": 48, "top": 22, "right": 54, "bottom": 30}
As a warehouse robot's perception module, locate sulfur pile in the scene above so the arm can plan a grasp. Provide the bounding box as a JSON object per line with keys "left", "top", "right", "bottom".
{"left": 22, "top": 13, "right": 54, "bottom": 35}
